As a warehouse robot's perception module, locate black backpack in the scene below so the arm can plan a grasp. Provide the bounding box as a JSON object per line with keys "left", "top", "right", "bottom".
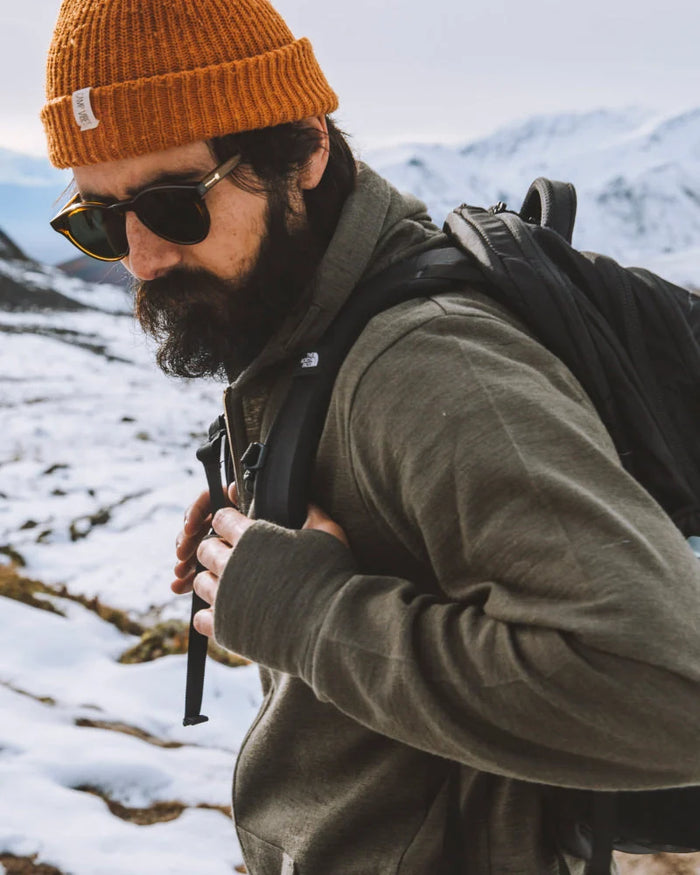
{"left": 186, "top": 178, "right": 700, "bottom": 874}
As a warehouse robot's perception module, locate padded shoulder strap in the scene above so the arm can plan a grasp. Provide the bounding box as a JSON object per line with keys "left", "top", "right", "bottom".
{"left": 252, "top": 248, "right": 483, "bottom": 529}
{"left": 520, "top": 177, "right": 577, "bottom": 243}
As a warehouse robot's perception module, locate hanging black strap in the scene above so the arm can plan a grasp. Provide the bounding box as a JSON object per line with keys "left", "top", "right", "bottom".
{"left": 584, "top": 795, "right": 616, "bottom": 875}
{"left": 183, "top": 415, "right": 228, "bottom": 726}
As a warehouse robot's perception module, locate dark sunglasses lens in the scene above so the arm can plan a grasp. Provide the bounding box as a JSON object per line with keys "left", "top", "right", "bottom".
{"left": 67, "top": 207, "right": 127, "bottom": 260}
{"left": 136, "top": 189, "right": 209, "bottom": 245}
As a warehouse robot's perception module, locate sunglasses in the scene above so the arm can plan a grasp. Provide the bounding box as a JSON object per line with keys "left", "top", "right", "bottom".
{"left": 50, "top": 153, "right": 242, "bottom": 262}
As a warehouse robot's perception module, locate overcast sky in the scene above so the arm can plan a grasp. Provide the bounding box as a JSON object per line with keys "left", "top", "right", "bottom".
{"left": 2, "top": 0, "right": 699, "bottom": 160}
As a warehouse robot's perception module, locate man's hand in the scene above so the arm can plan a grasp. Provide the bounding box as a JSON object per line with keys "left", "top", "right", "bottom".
{"left": 172, "top": 488, "right": 348, "bottom": 638}
{"left": 171, "top": 486, "right": 229, "bottom": 595}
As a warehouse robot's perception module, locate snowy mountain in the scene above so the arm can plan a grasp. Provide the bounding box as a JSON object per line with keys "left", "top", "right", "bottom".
{"left": 0, "top": 148, "right": 71, "bottom": 264}
{"left": 0, "top": 233, "right": 130, "bottom": 315}
{"left": 0, "top": 227, "right": 29, "bottom": 262}
{"left": 365, "top": 106, "right": 700, "bottom": 286}
{"left": 2, "top": 108, "right": 700, "bottom": 286}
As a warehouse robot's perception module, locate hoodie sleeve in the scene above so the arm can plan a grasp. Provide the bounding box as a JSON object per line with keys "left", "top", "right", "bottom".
{"left": 214, "top": 298, "right": 700, "bottom": 791}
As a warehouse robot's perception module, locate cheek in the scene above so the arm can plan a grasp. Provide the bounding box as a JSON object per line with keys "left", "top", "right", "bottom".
{"left": 198, "top": 189, "right": 269, "bottom": 276}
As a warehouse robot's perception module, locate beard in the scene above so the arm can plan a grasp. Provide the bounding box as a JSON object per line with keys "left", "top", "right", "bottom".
{"left": 132, "top": 189, "right": 323, "bottom": 380}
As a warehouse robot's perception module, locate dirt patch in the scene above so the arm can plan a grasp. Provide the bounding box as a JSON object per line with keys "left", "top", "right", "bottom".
{"left": 0, "top": 679, "right": 56, "bottom": 707}
{"left": 0, "top": 562, "right": 144, "bottom": 636}
{"left": 74, "top": 718, "right": 184, "bottom": 749}
{"left": 0, "top": 545, "right": 26, "bottom": 566}
{"left": 614, "top": 851, "right": 700, "bottom": 874}
{"left": 74, "top": 785, "right": 231, "bottom": 825}
{"left": 0, "top": 564, "right": 65, "bottom": 617}
{"left": 1, "top": 562, "right": 247, "bottom": 667}
{"left": 119, "top": 619, "right": 249, "bottom": 668}
{"left": 0, "top": 854, "right": 68, "bottom": 875}
{"left": 68, "top": 490, "right": 148, "bottom": 542}
{"left": 0, "top": 544, "right": 27, "bottom": 568}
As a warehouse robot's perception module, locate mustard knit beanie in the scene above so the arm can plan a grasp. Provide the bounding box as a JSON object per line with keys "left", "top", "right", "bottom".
{"left": 41, "top": 0, "right": 338, "bottom": 168}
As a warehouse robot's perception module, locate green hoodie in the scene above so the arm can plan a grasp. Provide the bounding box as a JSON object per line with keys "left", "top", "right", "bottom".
{"left": 214, "top": 164, "right": 700, "bottom": 875}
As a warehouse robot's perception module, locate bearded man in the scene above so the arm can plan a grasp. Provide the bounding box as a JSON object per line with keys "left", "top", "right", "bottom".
{"left": 43, "top": 1, "right": 700, "bottom": 874}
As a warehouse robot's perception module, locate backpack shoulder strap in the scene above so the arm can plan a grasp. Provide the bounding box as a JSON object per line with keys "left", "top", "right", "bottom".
{"left": 252, "top": 248, "right": 483, "bottom": 529}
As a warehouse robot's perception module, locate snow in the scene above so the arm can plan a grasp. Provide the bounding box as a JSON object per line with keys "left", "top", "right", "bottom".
{"left": 1, "top": 109, "right": 699, "bottom": 873}
{"left": 364, "top": 107, "right": 700, "bottom": 284}
{"left": 1, "top": 280, "right": 259, "bottom": 873}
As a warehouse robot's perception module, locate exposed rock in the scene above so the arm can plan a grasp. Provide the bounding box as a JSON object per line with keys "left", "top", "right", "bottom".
{"left": 0, "top": 227, "right": 30, "bottom": 262}
{"left": 57, "top": 254, "right": 130, "bottom": 288}
{"left": 0, "top": 270, "right": 87, "bottom": 312}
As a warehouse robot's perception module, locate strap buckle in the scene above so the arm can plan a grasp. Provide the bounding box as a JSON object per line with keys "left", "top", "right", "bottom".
{"left": 241, "top": 442, "right": 268, "bottom": 495}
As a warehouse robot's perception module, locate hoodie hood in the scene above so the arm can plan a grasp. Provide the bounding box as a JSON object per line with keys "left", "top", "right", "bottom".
{"left": 230, "top": 162, "right": 445, "bottom": 388}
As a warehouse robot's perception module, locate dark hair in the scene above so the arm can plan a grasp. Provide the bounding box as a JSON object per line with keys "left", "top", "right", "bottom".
{"left": 208, "top": 117, "right": 356, "bottom": 248}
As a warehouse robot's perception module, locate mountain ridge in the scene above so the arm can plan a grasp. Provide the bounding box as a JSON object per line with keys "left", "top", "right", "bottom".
{"left": 1, "top": 107, "right": 698, "bottom": 284}
{"left": 363, "top": 107, "right": 700, "bottom": 284}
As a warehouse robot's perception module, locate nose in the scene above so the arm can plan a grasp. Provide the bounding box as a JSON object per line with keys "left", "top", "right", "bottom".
{"left": 122, "top": 211, "right": 182, "bottom": 281}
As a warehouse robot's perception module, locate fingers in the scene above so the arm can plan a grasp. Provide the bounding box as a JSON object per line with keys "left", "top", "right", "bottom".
{"left": 192, "top": 568, "right": 219, "bottom": 638}
{"left": 210, "top": 506, "right": 254, "bottom": 548}
{"left": 171, "top": 487, "right": 244, "bottom": 597}
{"left": 175, "top": 483, "right": 237, "bottom": 565}
{"left": 184, "top": 490, "right": 213, "bottom": 536}
{"left": 193, "top": 568, "right": 218, "bottom": 606}
{"left": 193, "top": 605, "right": 214, "bottom": 637}
{"left": 303, "top": 504, "right": 349, "bottom": 547}
{"left": 196, "top": 535, "right": 233, "bottom": 578}
{"left": 170, "top": 573, "right": 194, "bottom": 595}
{"left": 175, "top": 521, "right": 210, "bottom": 564}
{"left": 170, "top": 554, "right": 198, "bottom": 593}
{"left": 175, "top": 490, "right": 212, "bottom": 570}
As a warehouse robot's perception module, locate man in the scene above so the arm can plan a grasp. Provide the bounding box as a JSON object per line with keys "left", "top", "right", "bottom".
{"left": 43, "top": 1, "right": 700, "bottom": 873}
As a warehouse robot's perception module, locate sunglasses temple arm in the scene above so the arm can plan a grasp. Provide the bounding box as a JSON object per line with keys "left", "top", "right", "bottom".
{"left": 198, "top": 153, "right": 242, "bottom": 194}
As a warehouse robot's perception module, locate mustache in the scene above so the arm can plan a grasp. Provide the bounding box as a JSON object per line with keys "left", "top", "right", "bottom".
{"left": 133, "top": 268, "right": 241, "bottom": 379}
{"left": 131, "top": 198, "right": 324, "bottom": 380}
{"left": 134, "top": 267, "right": 233, "bottom": 318}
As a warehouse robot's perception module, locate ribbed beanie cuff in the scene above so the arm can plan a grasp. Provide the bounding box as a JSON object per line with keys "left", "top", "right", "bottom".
{"left": 42, "top": 0, "right": 339, "bottom": 168}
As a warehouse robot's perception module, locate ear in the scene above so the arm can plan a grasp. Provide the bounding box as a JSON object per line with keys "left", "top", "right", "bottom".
{"left": 298, "top": 115, "right": 330, "bottom": 191}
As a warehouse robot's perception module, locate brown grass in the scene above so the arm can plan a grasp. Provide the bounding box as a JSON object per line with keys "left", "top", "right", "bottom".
{"left": 0, "top": 679, "right": 56, "bottom": 707}
{"left": 0, "top": 855, "right": 67, "bottom": 875}
{"left": 1, "top": 561, "right": 248, "bottom": 667}
{"left": 0, "top": 562, "right": 143, "bottom": 635}
{"left": 74, "top": 718, "right": 185, "bottom": 748}
{"left": 615, "top": 852, "right": 700, "bottom": 874}
{"left": 118, "top": 618, "right": 250, "bottom": 668}
{"left": 74, "top": 785, "right": 231, "bottom": 825}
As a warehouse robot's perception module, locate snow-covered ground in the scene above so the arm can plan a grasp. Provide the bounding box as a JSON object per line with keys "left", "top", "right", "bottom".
{"left": 1, "top": 270, "right": 260, "bottom": 873}
{"left": 2, "top": 107, "right": 700, "bottom": 871}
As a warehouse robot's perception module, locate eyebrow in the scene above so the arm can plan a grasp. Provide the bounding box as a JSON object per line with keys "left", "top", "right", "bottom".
{"left": 80, "top": 167, "right": 207, "bottom": 203}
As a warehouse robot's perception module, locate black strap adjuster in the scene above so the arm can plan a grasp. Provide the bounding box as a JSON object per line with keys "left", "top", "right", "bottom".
{"left": 241, "top": 442, "right": 268, "bottom": 495}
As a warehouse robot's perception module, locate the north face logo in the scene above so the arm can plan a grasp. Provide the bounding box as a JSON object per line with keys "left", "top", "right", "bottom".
{"left": 300, "top": 352, "right": 319, "bottom": 369}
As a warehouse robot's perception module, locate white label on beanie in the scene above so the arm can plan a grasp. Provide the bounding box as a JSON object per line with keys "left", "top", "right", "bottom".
{"left": 72, "top": 88, "right": 100, "bottom": 132}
